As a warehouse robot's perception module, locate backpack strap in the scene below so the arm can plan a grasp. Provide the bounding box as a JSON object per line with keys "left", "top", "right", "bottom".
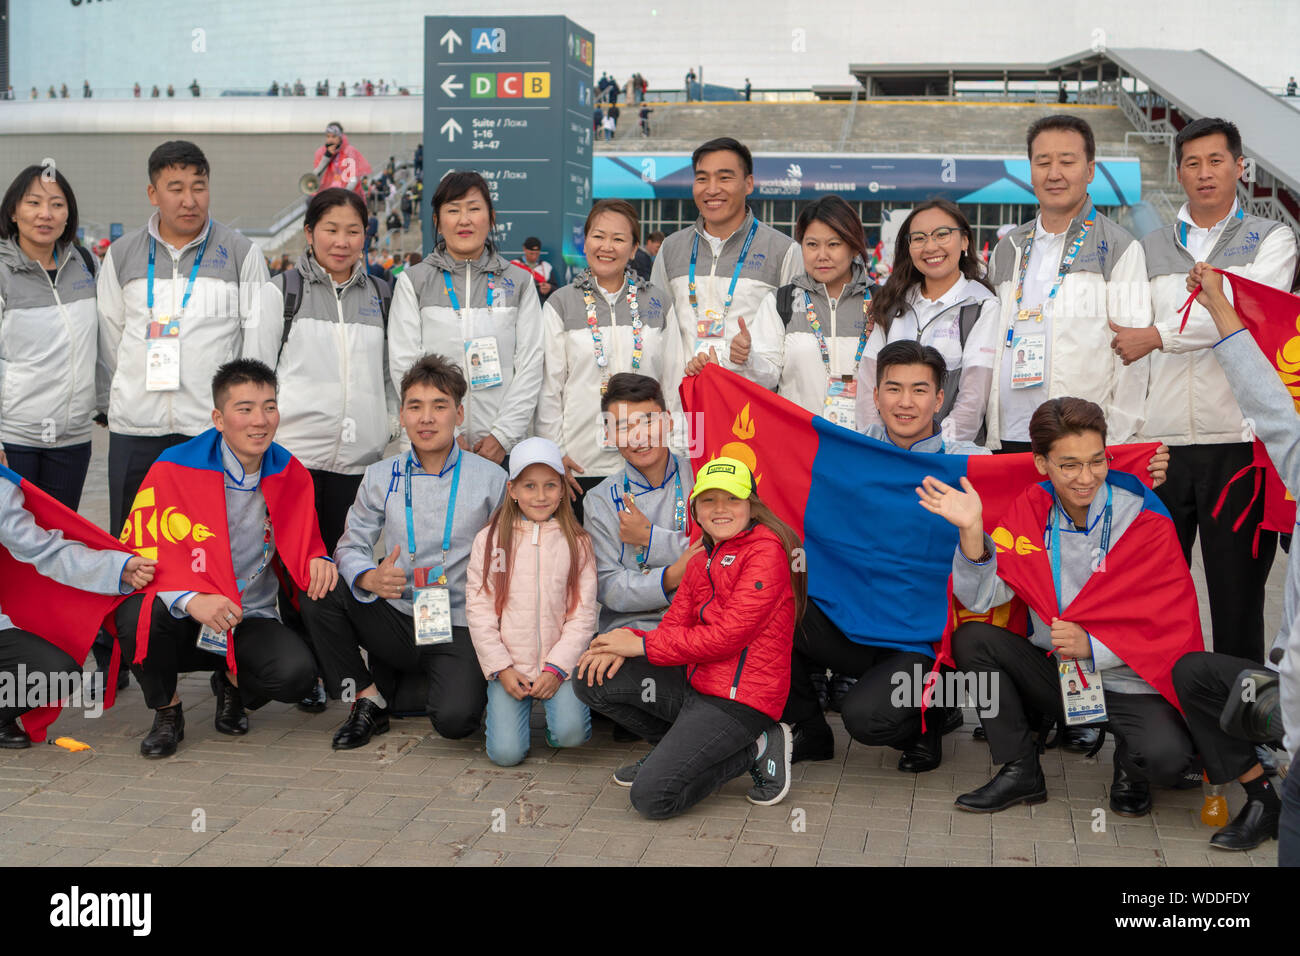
{"left": 74, "top": 243, "right": 96, "bottom": 276}
{"left": 277, "top": 267, "right": 304, "bottom": 365}
{"left": 775, "top": 282, "right": 797, "bottom": 327}
{"left": 957, "top": 302, "right": 982, "bottom": 350}
{"left": 368, "top": 273, "right": 392, "bottom": 329}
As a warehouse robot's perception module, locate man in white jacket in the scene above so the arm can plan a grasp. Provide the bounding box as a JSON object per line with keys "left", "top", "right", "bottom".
{"left": 984, "top": 116, "right": 1151, "bottom": 455}
{"left": 652, "top": 137, "right": 800, "bottom": 390}
{"left": 1114, "top": 117, "right": 1297, "bottom": 671}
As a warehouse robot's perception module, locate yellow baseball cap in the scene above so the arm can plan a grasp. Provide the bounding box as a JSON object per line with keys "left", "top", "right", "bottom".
{"left": 690, "top": 457, "right": 754, "bottom": 502}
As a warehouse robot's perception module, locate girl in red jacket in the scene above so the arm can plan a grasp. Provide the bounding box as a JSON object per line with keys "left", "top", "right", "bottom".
{"left": 575, "top": 456, "right": 807, "bottom": 819}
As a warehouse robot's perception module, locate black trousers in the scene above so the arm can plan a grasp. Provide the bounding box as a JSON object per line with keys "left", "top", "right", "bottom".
{"left": 300, "top": 582, "right": 486, "bottom": 739}
{"left": 1157, "top": 442, "right": 1275, "bottom": 664}
{"left": 781, "top": 598, "right": 935, "bottom": 748}
{"left": 114, "top": 594, "right": 316, "bottom": 710}
{"left": 4, "top": 441, "right": 93, "bottom": 510}
{"left": 952, "top": 621, "right": 1198, "bottom": 783}
{"left": 573, "top": 657, "right": 771, "bottom": 819}
{"left": 308, "top": 469, "right": 364, "bottom": 556}
{"left": 994, "top": 440, "right": 1032, "bottom": 455}
{"left": 570, "top": 474, "right": 606, "bottom": 526}
{"left": 0, "top": 627, "right": 79, "bottom": 723}
{"left": 107, "top": 432, "right": 193, "bottom": 535}
{"left": 1170, "top": 651, "right": 1266, "bottom": 784}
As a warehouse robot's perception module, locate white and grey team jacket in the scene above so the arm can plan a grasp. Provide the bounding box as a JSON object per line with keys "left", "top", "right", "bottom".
{"left": 388, "top": 241, "right": 543, "bottom": 453}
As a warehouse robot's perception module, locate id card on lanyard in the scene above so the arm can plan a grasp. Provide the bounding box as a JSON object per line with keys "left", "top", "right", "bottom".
{"left": 689, "top": 219, "right": 757, "bottom": 354}
{"left": 445, "top": 269, "right": 503, "bottom": 390}
{"left": 407, "top": 451, "right": 461, "bottom": 645}
{"left": 805, "top": 289, "right": 872, "bottom": 430}
{"left": 1047, "top": 482, "right": 1111, "bottom": 724}
{"left": 145, "top": 235, "right": 208, "bottom": 392}
{"left": 196, "top": 513, "right": 273, "bottom": 656}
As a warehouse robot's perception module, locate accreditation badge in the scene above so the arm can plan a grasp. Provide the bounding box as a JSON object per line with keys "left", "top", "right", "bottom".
{"left": 1059, "top": 657, "right": 1107, "bottom": 725}
{"left": 412, "top": 586, "right": 453, "bottom": 646}
{"left": 1009, "top": 331, "right": 1045, "bottom": 390}
{"left": 465, "top": 336, "right": 504, "bottom": 390}
{"left": 821, "top": 376, "right": 857, "bottom": 430}
{"left": 145, "top": 337, "right": 181, "bottom": 392}
{"left": 196, "top": 624, "right": 228, "bottom": 656}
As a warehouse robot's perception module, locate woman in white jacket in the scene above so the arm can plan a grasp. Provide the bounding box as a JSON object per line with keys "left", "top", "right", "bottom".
{"left": 755, "top": 195, "right": 876, "bottom": 431}
{"left": 252, "top": 187, "right": 396, "bottom": 554}
{"left": 388, "top": 171, "right": 543, "bottom": 466}
{"left": 536, "top": 199, "right": 682, "bottom": 519}
{"left": 0, "top": 165, "right": 98, "bottom": 508}
{"left": 856, "top": 199, "right": 999, "bottom": 443}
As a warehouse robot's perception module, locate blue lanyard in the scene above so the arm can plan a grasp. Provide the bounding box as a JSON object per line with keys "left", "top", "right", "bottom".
{"left": 147, "top": 234, "right": 208, "bottom": 320}
{"left": 443, "top": 268, "right": 494, "bottom": 319}
{"left": 688, "top": 218, "right": 758, "bottom": 327}
{"left": 1047, "top": 482, "right": 1111, "bottom": 608}
{"left": 1178, "top": 206, "right": 1244, "bottom": 249}
{"left": 1015, "top": 204, "right": 1095, "bottom": 311}
{"left": 405, "top": 450, "right": 462, "bottom": 585}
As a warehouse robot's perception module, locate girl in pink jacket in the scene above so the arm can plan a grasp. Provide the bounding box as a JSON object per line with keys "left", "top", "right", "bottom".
{"left": 467, "top": 437, "right": 598, "bottom": 766}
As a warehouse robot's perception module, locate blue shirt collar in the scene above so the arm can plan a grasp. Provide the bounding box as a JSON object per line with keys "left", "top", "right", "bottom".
{"left": 624, "top": 454, "right": 679, "bottom": 492}
{"left": 407, "top": 441, "right": 461, "bottom": 478}
{"left": 220, "top": 438, "right": 262, "bottom": 490}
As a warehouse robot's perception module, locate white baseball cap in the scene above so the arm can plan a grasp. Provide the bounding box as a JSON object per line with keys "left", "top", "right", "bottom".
{"left": 507, "top": 437, "right": 566, "bottom": 482}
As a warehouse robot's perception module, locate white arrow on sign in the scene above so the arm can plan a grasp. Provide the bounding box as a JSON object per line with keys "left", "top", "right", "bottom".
{"left": 441, "top": 74, "right": 464, "bottom": 97}
{"left": 441, "top": 117, "right": 463, "bottom": 142}
{"left": 440, "top": 29, "right": 462, "bottom": 53}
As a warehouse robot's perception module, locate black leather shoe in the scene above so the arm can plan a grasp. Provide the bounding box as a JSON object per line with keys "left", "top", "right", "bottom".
{"left": 791, "top": 716, "right": 835, "bottom": 763}
{"left": 827, "top": 672, "right": 857, "bottom": 713}
{"left": 140, "top": 704, "right": 184, "bottom": 758}
{"left": 809, "top": 669, "right": 830, "bottom": 712}
{"left": 955, "top": 755, "right": 1047, "bottom": 813}
{"left": 0, "top": 719, "right": 31, "bottom": 749}
{"left": 897, "top": 707, "right": 964, "bottom": 773}
{"left": 210, "top": 671, "right": 248, "bottom": 736}
{"left": 332, "top": 697, "right": 390, "bottom": 750}
{"left": 116, "top": 668, "right": 130, "bottom": 691}
{"left": 297, "top": 680, "right": 328, "bottom": 714}
{"left": 1210, "top": 797, "right": 1280, "bottom": 851}
{"left": 1109, "top": 760, "right": 1152, "bottom": 817}
{"left": 1061, "top": 725, "right": 1101, "bottom": 754}
{"left": 972, "top": 725, "right": 987, "bottom": 741}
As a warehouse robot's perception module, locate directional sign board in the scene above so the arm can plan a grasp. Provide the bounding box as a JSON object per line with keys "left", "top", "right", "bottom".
{"left": 424, "top": 16, "right": 594, "bottom": 276}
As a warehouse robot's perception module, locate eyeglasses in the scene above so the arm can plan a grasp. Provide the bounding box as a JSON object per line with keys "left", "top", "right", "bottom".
{"left": 907, "top": 226, "right": 961, "bottom": 246}
{"left": 1047, "top": 454, "right": 1112, "bottom": 479}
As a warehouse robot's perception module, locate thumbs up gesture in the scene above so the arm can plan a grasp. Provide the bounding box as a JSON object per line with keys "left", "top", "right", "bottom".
{"left": 1107, "top": 319, "right": 1162, "bottom": 366}
{"left": 684, "top": 345, "right": 720, "bottom": 377}
{"left": 618, "top": 492, "right": 652, "bottom": 548}
{"left": 730, "top": 316, "right": 752, "bottom": 365}
{"left": 359, "top": 545, "right": 406, "bottom": 600}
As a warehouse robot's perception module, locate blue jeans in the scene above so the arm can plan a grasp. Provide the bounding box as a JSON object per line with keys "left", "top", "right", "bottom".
{"left": 485, "top": 678, "right": 591, "bottom": 767}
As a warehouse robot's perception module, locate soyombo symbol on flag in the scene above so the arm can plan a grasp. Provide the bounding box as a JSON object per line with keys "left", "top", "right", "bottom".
{"left": 0, "top": 466, "right": 134, "bottom": 741}
{"left": 122, "top": 428, "right": 326, "bottom": 673}
{"left": 680, "top": 365, "right": 1160, "bottom": 651}
{"left": 1180, "top": 270, "right": 1300, "bottom": 545}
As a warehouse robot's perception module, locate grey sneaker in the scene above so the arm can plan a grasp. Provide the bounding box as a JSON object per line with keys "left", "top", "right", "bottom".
{"left": 613, "top": 752, "right": 650, "bottom": 787}
{"left": 746, "top": 722, "right": 793, "bottom": 806}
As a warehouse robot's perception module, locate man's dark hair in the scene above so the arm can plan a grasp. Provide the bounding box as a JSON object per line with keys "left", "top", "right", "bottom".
{"left": 1175, "top": 116, "right": 1243, "bottom": 165}
{"left": 875, "top": 340, "right": 947, "bottom": 391}
{"left": 692, "top": 137, "right": 753, "bottom": 177}
{"left": 647, "top": 230, "right": 666, "bottom": 244}
{"left": 400, "top": 353, "right": 467, "bottom": 406}
{"left": 1026, "top": 115, "right": 1096, "bottom": 163}
{"left": 431, "top": 170, "right": 495, "bottom": 227}
{"left": 212, "top": 358, "right": 277, "bottom": 408}
{"left": 600, "top": 372, "right": 666, "bottom": 413}
{"left": 1028, "top": 397, "right": 1108, "bottom": 457}
{"left": 148, "top": 140, "right": 210, "bottom": 183}
{"left": 522, "top": 236, "right": 542, "bottom": 250}
{"left": 0, "top": 165, "right": 79, "bottom": 246}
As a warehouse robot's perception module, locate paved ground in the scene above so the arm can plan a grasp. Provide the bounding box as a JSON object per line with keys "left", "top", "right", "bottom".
{"left": 0, "top": 431, "right": 1285, "bottom": 866}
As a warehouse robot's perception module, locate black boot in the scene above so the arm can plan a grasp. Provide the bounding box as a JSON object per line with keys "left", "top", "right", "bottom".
{"left": 332, "top": 697, "right": 390, "bottom": 750}
{"left": 827, "top": 672, "right": 857, "bottom": 713}
{"left": 1210, "top": 796, "right": 1280, "bottom": 851}
{"left": 897, "top": 707, "right": 962, "bottom": 773}
{"left": 140, "top": 704, "right": 185, "bottom": 758}
{"left": 809, "top": 669, "right": 830, "bottom": 712}
{"left": 211, "top": 671, "right": 248, "bottom": 736}
{"left": 1109, "top": 759, "right": 1152, "bottom": 817}
{"left": 297, "top": 679, "right": 328, "bottom": 714}
{"left": 955, "top": 754, "right": 1047, "bottom": 813}
{"left": 791, "top": 715, "right": 835, "bottom": 763}
{"left": 0, "top": 719, "right": 31, "bottom": 749}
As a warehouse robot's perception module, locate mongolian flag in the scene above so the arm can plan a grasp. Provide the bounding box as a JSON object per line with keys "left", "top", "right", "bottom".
{"left": 679, "top": 365, "right": 1161, "bottom": 657}
{"left": 1180, "top": 270, "right": 1300, "bottom": 546}
{"left": 119, "top": 428, "right": 326, "bottom": 673}
{"left": 0, "top": 466, "right": 134, "bottom": 741}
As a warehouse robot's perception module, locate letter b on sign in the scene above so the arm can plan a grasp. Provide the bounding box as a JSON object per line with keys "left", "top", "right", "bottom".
{"left": 524, "top": 73, "right": 550, "bottom": 99}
